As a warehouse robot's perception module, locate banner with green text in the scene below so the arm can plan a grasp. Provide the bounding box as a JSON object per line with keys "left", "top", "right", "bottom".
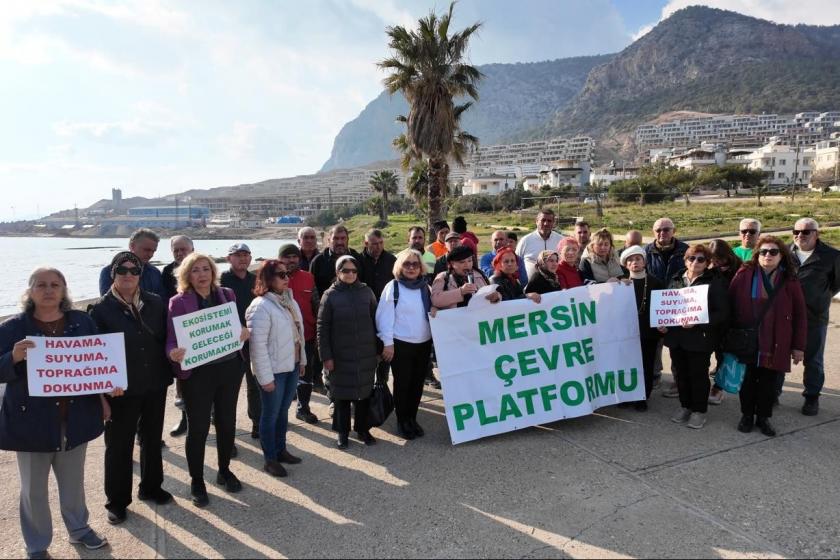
{"left": 430, "top": 283, "right": 645, "bottom": 444}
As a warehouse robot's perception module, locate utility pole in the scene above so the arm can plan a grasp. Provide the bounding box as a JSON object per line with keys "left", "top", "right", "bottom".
{"left": 791, "top": 135, "right": 800, "bottom": 201}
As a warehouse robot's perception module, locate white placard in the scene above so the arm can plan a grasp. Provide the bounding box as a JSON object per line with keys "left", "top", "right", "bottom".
{"left": 430, "top": 283, "right": 645, "bottom": 445}
{"left": 649, "top": 284, "right": 710, "bottom": 328}
{"left": 173, "top": 302, "right": 242, "bottom": 369}
{"left": 26, "top": 333, "right": 127, "bottom": 396}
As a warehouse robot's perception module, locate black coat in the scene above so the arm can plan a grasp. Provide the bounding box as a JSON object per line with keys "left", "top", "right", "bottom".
{"left": 310, "top": 248, "right": 364, "bottom": 296}
{"left": 0, "top": 311, "right": 104, "bottom": 452}
{"left": 630, "top": 275, "right": 665, "bottom": 341}
{"left": 360, "top": 249, "right": 396, "bottom": 300}
{"left": 644, "top": 240, "right": 689, "bottom": 284}
{"left": 491, "top": 274, "right": 525, "bottom": 301}
{"left": 88, "top": 291, "right": 172, "bottom": 396}
{"left": 524, "top": 271, "right": 561, "bottom": 295}
{"left": 792, "top": 240, "right": 840, "bottom": 324}
{"left": 317, "top": 281, "right": 378, "bottom": 401}
{"left": 663, "top": 269, "right": 730, "bottom": 353}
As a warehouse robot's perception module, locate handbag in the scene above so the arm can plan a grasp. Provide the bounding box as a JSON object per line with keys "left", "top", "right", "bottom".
{"left": 367, "top": 383, "right": 394, "bottom": 427}
{"left": 723, "top": 276, "right": 784, "bottom": 364}
{"left": 714, "top": 353, "right": 747, "bottom": 394}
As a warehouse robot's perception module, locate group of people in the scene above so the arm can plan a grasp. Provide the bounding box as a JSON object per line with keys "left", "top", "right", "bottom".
{"left": 0, "top": 211, "right": 837, "bottom": 558}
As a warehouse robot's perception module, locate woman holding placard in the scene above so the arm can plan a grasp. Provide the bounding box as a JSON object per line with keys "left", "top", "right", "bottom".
{"left": 0, "top": 267, "right": 110, "bottom": 558}
{"left": 166, "top": 253, "right": 250, "bottom": 508}
{"left": 245, "top": 260, "right": 306, "bottom": 476}
{"left": 661, "top": 244, "right": 730, "bottom": 430}
{"left": 89, "top": 251, "right": 173, "bottom": 525}
{"left": 728, "top": 236, "right": 807, "bottom": 437}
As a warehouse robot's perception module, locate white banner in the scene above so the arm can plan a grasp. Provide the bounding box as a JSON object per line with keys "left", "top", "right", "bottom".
{"left": 173, "top": 302, "right": 242, "bottom": 369}
{"left": 649, "top": 284, "right": 709, "bottom": 328}
{"left": 430, "top": 283, "right": 646, "bottom": 445}
{"left": 26, "top": 333, "right": 127, "bottom": 396}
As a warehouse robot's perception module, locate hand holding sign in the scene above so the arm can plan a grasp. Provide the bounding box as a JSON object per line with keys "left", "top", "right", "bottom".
{"left": 650, "top": 285, "right": 710, "bottom": 328}
{"left": 172, "top": 302, "right": 243, "bottom": 369}
{"left": 12, "top": 339, "right": 36, "bottom": 363}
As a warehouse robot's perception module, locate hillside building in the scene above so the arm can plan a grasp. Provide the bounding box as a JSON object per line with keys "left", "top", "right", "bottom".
{"left": 735, "top": 140, "right": 814, "bottom": 187}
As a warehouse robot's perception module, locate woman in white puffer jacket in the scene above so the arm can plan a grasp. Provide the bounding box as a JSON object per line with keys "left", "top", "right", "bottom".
{"left": 245, "top": 260, "right": 306, "bottom": 478}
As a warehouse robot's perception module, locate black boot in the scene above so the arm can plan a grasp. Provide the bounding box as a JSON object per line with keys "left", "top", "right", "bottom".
{"left": 337, "top": 432, "right": 349, "bottom": 449}
{"left": 737, "top": 415, "right": 754, "bottom": 433}
{"left": 295, "top": 385, "right": 318, "bottom": 424}
{"left": 756, "top": 417, "right": 776, "bottom": 437}
{"left": 169, "top": 410, "right": 187, "bottom": 437}
{"left": 801, "top": 396, "right": 819, "bottom": 416}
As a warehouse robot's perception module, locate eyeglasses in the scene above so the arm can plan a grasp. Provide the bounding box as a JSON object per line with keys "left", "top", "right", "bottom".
{"left": 655, "top": 227, "right": 673, "bottom": 233}
{"left": 686, "top": 255, "right": 707, "bottom": 263}
{"left": 740, "top": 229, "right": 757, "bottom": 235}
{"left": 402, "top": 261, "right": 421, "bottom": 269}
{"left": 115, "top": 266, "right": 141, "bottom": 276}
{"left": 339, "top": 268, "right": 358, "bottom": 274}
{"left": 792, "top": 229, "right": 815, "bottom": 236}
{"left": 759, "top": 248, "right": 781, "bottom": 257}
{"left": 273, "top": 271, "right": 289, "bottom": 279}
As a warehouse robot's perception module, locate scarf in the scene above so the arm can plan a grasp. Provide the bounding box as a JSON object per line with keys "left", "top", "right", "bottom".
{"left": 110, "top": 285, "right": 156, "bottom": 337}
{"left": 556, "top": 261, "right": 583, "bottom": 289}
{"left": 629, "top": 270, "right": 647, "bottom": 280}
{"left": 266, "top": 291, "right": 303, "bottom": 353}
{"left": 397, "top": 275, "right": 432, "bottom": 318}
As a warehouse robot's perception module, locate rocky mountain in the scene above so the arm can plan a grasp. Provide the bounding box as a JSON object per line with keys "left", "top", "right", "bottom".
{"left": 320, "top": 55, "right": 613, "bottom": 171}
{"left": 540, "top": 6, "right": 840, "bottom": 155}
{"left": 325, "top": 6, "right": 840, "bottom": 168}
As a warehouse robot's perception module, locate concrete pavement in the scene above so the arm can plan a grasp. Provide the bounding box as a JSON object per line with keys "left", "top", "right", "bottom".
{"left": 1, "top": 306, "right": 838, "bottom": 559}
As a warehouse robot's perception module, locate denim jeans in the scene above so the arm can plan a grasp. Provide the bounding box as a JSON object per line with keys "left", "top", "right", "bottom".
{"left": 803, "top": 321, "right": 828, "bottom": 398}
{"left": 259, "top": 366, "right": 299, "bottom": 463}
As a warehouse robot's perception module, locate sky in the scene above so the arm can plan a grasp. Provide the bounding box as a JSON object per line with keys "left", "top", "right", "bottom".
{"left": 1, "top": 0, "right": 837, "bottom": 221}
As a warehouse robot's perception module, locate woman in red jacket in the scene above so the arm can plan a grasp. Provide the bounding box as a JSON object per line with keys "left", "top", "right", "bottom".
{"left": 728, "top": 236, "right": 807, "bottom": 437}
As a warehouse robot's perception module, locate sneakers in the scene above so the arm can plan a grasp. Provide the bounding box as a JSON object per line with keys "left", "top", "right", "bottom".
{"left": 708, "top": 386, "right": 724, "bottom": 405}
{"left": 277, "top": 449, "right": 302, "bottom": 464}
{"left": 670, "top": 407, "right": 691, "bottom": 424}
{"left": 263, "top": 461, "right": 288, "bottom": 477}
{"left": 69, "top": 530, "right": 108, "bottom": 550}
{"left": 216, "top": 470, "right": 242, "bottom": 493}
{"left": 802, "top": 396, "right": 819, "bottom": 416}
{"left": 138, "top": 488, "right": 174, "bottom": 505}
{"left": 190, "top": 480, "right": 209, "bottom": 508}
{"left": 662, "top": 383, "right": 680, "bottom": 398}
{"left": 296, "top": 409, "right": 319, "bottom": 424}
{"left": 737, "top": 415, "right": 754, "bottom": 433}
{"left": 686, "top": 412, "right": 707, "bottom": 429}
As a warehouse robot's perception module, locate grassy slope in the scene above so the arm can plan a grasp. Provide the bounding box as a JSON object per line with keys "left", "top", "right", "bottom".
{"left": 343, "top": 194, "right": 840, "bottom": 254}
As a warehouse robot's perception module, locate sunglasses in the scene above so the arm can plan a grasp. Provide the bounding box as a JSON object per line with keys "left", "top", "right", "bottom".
{"left": 402, "top": 261, "right": 421, "bottom": 269}
{"left": 339, "top": 268, "right": 358, "bottom": 274}
{"left": 115, "top": 265, "right": 141, "bottom": 276}
{"left": 655, "top": 227, "right": 673, "bottom": 233}
{"left": 686, "top": 255, "right": 707, "bottom": 263}
{"left": 759, "top": 248, "right": 781, "bottom": 257}
{"left": 273, "top": 271, "right": 289, "bottom": 279}
{"left": 792, "top": 229, "right": 815, "bottom": 236}
{"left": 740, "top": 229, "right": 757, "bottom": 235}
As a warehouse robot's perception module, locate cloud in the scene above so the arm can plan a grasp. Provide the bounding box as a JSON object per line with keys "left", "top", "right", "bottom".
{"left": 631, "top": 23, "right": 654, "bottom": 41}
{"left": 53, "top": 102, "right": 188, "bottom": 145}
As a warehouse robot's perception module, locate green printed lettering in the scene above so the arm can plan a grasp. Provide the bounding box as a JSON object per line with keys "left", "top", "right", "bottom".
{"left": 494, "top": 355, "right": 516, "bottom": 387}
{"left": 550, "top": 305, "right": 573, "bottom": 330}
{"left": 585, "top": 376, "right": 595, "bottom": 401}
{"left": 528, "top": 310, "right": 551, "bottom": 335}
{"left": 593, "top": 371, "right": 616, "bottom": 397}
{"left": 476, "top": 400, "right": 498, "bottom": 426}
{"left": 479, "top": 319, "right": 506, "bottom": 345}
{"left": 536, "top": 345, "right": 560, "bottom": 371}
{"left": 516, "top": 388, "right": 539, "bottom": 414}
{"left": 560, "top": 381, "right": 585, "bottom": 406}
{"left": 579, "top": 300, "right": 597, "bottom": 325}
{"left": 563, "top": 340, "right": 585, "bottom": 367}
{"left": 517, "top": 349, "right": 540, "bottom": 376}
{"left": 507, "top": 314, "right": 527, "bottom": 339}
{"left": 618, "top": 368, "right": 639, "bottom": 392}
{"left": 453, "top": 404, "right": 474, "bottom": 431}
{"left": 539, "top": 384, "right": 558, "bottom": 412}
{"left": 581, "top": 338, "right": 594, "bottom": 363}
{"left": 498, "top": 394, "right": 523, "bottom": 422}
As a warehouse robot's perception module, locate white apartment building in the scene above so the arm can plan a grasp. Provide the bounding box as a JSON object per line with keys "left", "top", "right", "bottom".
{"left": 463, "top": 175, "right": 516, "bottom": 196}
{"left": 737, "top": 140, "right": 814, "bottom": 187}
{"left": 466, "top": 136, "right": 594, "bottom": 179}
{"left": 635, "top": 111, "right": 840, "bottom": 149}
{"left": 667, "top": 142, "right": 755, "bottom": 170}
{"left": 812, "top": 137, "right": 840, "bottom": 173}
{"left": 538, "top": 160, "right": 591, "bottom": 190}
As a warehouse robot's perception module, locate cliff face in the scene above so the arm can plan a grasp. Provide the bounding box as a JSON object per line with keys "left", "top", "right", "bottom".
{"left": 319, "top": 55, "right": 613, "bottom": 171}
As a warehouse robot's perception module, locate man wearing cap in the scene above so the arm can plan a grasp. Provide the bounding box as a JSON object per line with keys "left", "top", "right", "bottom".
{"left": 161, "top": 235, "right": 194, "bottom": 437}
{"left": 220, "top": 243, "right": 260, "bottom": 440}
{"left": 309, "top": 225, "right": 364, "bottom": 296}
{"left": 297, "top": 226, "right": 320, "bottom": 272}
{"left": 481, "top": 230, "right": 528, "bottom": 282}
{"left": 433, "top": 232, "right": 465, "bottom": 276}
{"left": 99, "top": 228, "right": 166, "bottom": 300}
{"left": 427, "top": 220, "right": 450, "bottom": 259}
{"left": 278, "top": 243, "right": 320, "bottom": 424}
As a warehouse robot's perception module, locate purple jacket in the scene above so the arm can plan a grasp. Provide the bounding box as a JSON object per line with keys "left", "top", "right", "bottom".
{"left": 166, "top": 287, "right": 238, "bottom": 380}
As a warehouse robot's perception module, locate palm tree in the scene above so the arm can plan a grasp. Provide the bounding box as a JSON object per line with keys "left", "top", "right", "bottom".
{"left": 378, "top": 2, "right": 482, "bottom": 224}
{"left": 368, "top": 170, "right": 399, "bottom": 223}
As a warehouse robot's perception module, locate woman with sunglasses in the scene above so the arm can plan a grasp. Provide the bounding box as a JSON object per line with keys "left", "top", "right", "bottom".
{"left": 245, "top": 260, "right": 306, "bottom": 476}
{"left": 88, "top": 252, "right": 173, "bottom": 525}
{"left": 661, "top": 244, "right": 730, "bottom": 430}
{"left": 318, "top": 255, "right": 379, "bottom": 449}
{"left": 166, "top": 253, "right": 250, "bottom": 507}
{"left": 376, "top": 249, "right": 433, "bottom": 440}
{"left": 729, "top": 236, "right": 807, "bottom": 437}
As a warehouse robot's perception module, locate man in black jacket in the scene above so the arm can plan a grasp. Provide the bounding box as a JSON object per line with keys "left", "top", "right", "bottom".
{"left": 309, "top": 225, "right": 364, "bottom": 296}
{"left": 360, "top": 229, "right": 395, "bottom": 384}
{"left": 161, "top": 235, "right": 193, "bottom": 437}
{"left": 790, "top": 218, "right": 840, "bottom": 416}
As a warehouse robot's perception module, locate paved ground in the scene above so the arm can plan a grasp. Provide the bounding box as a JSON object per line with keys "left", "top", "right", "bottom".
{"left": 1, "top": 306, "right": 839, "bottom": 559}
